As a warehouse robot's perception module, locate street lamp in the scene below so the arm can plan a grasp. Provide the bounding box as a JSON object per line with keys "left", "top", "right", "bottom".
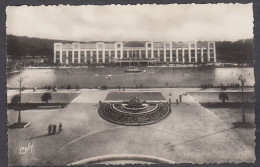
{"left": 17, "top": 77, "right": 24, "bottom": 124}
{"left": 8, "top": 76, "right": 30, "bottom": 128}
{"left": 238, "top": 74, "right": 246, "bottom": 123}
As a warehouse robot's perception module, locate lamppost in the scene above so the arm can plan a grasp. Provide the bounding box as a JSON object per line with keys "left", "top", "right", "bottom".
{"left": 17, "top": 77, "right": 24, "bottom": 124}
{"left": 9, "top": 76, "right": 31, "bottom": 128}
{"left": 238, "top": 74, "right": 246, "bottom": 123}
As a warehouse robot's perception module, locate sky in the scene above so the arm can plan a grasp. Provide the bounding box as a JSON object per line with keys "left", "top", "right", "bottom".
{"left": 6, "top": 4, "right": 253, "bottom": 42}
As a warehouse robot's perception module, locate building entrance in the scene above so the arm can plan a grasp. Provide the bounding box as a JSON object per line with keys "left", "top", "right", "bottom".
{"left": 129, "top": 50, "right": 140, "bottom": 59}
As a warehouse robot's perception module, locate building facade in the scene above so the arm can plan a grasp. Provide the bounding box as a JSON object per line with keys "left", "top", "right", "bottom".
{"left": 54, "top": 41, "right": 216, "bottom": 64}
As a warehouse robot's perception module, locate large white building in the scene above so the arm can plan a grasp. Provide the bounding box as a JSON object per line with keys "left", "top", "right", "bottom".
{"left": 54, "top": 41, "right": 216, "bottom": 65}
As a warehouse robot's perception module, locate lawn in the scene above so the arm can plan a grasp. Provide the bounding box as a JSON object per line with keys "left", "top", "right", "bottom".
{"left": 7, "top": 92, "right": 80, "bottom": 104}
{"left": 105, "top": 91, "right": 165, "bottom": 101}
{"left": 188, "top": 92, "right": 254, "bottom": 103}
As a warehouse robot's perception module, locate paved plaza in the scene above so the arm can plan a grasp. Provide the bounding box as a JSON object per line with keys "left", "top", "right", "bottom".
{"left": 7, "top": 88, "right": 255, "bottom": 165}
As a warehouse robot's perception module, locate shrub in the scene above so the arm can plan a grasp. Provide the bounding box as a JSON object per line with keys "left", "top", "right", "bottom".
{"left": 41, "top": 92, "right": 52, "bottom": 103}
{"left": 219, "top": 92, "right": 229, "bottom": 103}
{"left": 11, "top": 94, "right": 21, "bottom": 105}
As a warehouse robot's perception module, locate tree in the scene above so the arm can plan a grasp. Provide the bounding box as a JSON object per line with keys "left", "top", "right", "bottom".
{"left": 53, "top": 86, "right": 57, "bottom": 92}
{"left": 41, "top": 93, "right": 52, "bottom": 104}
{"left": 219, "top": 92, "right": 229, "bottom": 104}
{"left": 11, "top": 94, "right": 21, "bottom": 105}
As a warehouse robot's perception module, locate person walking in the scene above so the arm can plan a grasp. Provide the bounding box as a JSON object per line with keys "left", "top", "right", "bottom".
{"left": 176, "top": 99, "right": 179, "bottom": 105}
{"left": 53, "top": 124, "right": 57, "bottom": 134}
{"left": 179, "top": 94, "right": 182, "bottom": 103}
{"left": 58, "top": 122, "right": 62, "bottom": 133}
{"left": 48, "top": 124, "right": 52, "bottom": 135}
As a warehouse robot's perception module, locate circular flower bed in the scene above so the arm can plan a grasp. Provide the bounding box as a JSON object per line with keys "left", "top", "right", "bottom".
{"left": 98, "top": 102, "right": 171, "bottom": 126}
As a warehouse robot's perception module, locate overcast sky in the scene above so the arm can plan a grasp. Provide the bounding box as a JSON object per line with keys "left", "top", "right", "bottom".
{"left": 6, "top": 4, "right": 253, "bottom": 42}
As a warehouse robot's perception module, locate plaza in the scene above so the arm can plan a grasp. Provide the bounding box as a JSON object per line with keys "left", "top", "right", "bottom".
{"left": 7, "top": 88, "right": 255, "bottom": 165}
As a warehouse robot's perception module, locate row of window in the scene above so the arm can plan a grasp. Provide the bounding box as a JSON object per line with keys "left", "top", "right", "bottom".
{"left": 56, "top": 43, "right": 215, "bottom": 50}
{"left": 57, "top": 49, "right": 214, "bottom": 58}
{"left": 55, "top": 49, "right": 215, "bottom": 63}
{"left": 55, "top": 57, "right": 215, "bottom": 64}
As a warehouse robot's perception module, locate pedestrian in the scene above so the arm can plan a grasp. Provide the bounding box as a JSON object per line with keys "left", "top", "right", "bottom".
{"left": 58, "top": 122, "right": 62, "bottom": 133}
{"left": 176, "top": 99, "right": 179, "bottom": 105}
{"left": 48, "top": 124, "right": 52, "bottom": 135}
{"left": 179, "top": 94, "right": 182, "bottom": 103}
{"left": 52, "top": 124, "right": 57, "bottom": 134}
{"left": 169, "top": 98, "right": 171, "bottom": 105}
